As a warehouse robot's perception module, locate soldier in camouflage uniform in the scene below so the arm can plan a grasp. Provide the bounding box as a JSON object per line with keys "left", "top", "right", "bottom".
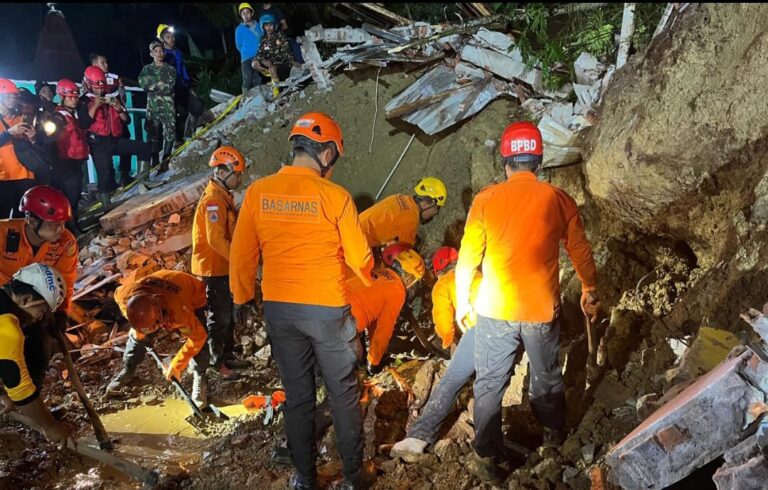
{"left": 138, "top": 40, "right": 176, "bottom": 176}
{"left": 252, "top": 13, "right": 295, "bottom": 100}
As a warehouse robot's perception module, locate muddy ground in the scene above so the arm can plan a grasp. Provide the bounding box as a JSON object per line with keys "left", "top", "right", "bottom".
{"left": 5, "top": 5, "right": 766, "bottom": 486}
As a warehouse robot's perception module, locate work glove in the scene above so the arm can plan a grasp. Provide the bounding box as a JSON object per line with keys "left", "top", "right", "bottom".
{"left": 455, "top": 302, "right": 476, "bottom": 333}
{"left": 234, "top": 300, "right": 257, "bottom": 326}
{"left": 164, "top": 362, "right": 184, "bottom": 382}
{"left": 580, "top": 290, "right": 601, "bottom": 323}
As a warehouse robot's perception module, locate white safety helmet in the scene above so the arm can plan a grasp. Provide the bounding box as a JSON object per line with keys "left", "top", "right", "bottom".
{"left": 13, "top": 263, "right": 67, "bottom": 310}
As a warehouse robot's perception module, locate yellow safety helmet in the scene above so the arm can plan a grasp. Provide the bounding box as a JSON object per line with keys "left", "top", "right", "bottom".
{"left": 386, "top": 248, "right": 425, "bottom": 289}
{"left": 238, "top": 2, "right": 254, "bottom": 14}
{"left": 157, "top": 24, "right": 174, "bottom": 39}
{"left": 414, "top": 177, "right": 447, "bottom": 207}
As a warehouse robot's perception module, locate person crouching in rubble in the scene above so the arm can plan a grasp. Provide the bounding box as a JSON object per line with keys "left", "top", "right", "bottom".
{"left": 454, "top": 121, "right": 601, "bottom": 484}
{"left": 106, "top": 270, "right": 210, "bottom": 408}
{"left": 359, "top": 177, "right": 447, "bottom": 250}
{"left": 349, "top": 244, "right": 426, "bottom": 373}
{"left": 192, "top": 146, "right": 248, "bottom": 381}
{"left": 251, "top": 13, "right": 295, "bottom": 100}
{"left": 0, "top": 263, "right": 72, "bottom": 449}
{"left": 391, "top": 246, "right": 481, "bottom": 459}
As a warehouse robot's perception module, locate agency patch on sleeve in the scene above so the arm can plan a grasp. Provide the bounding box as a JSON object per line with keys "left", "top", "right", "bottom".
{"left": 260, "top": 193, "right": 321, "bottom": 223}
{"left": 207, "top": 204, "right": 219, "bottom": 223}
{"left": 65, "top": 241, "right": 77, "bottom": 257}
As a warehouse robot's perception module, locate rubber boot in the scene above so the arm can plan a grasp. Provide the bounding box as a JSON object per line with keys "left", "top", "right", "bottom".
{"left": 105, "top": 367, "right": 136, "bottom": 395}
{"left": 159, "top": 140, "right": 175, "bottom": 173}
{"left": 136, "top": 160, "right": 150, "bottom": 182}
{"left": 97, "top": 192, "right": 112, "bottom": 212}
{"left": 191, "top": 371, "right": 208, "bottom": 409}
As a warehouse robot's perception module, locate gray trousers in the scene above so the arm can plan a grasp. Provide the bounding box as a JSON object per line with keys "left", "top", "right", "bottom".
{"left": 408, "top": 328, "right": 476, "bottom": 443}
{"left": 472, "top": 315, "right": 565, "bottom": 458}
{"left": 264, "top": 301, "right": 364, "bottom": 483}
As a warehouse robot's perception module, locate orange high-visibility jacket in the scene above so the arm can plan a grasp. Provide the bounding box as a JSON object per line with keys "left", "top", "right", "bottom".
{"left": 359, "top": 194, "right": 420, "bottom": 247}
{"left": 114, "top": 270, "right": 208, "bottom": 374}
{"left": 230, "top": 166, "right": 374, "bottom": 307}
{"left": 346, "top": 267, "right": 406, "bottom": 366}
{"left": 0, "top": 219, "right": 78, "bottom": 312}
{"left": 0, "top": 114, "right": 35, "bottom": 181}
{"left": 455, "top": 172, "right": 597, "bottom": 323}
{"left": 192, "top": 179, "right": 237, "bottom": 277}
{"left": 431, "top": 269, "right": 482, "bottom": 348}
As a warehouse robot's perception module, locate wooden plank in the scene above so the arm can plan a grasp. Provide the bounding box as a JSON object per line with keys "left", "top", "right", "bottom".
{"left": 362, "top": 23, "right": 408, "bottom": 44}
{"left": 299, "top": 36, "right": 333, "bottom": 90}
{"left": 357, "top": 3, "right": 410, "bottom": 25}
{"left": 73, "top": 273, "right": 121, "bottom": 301}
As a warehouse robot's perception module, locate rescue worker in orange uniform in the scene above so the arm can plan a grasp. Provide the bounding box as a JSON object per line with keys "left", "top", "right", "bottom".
{"left": 455, "top": 122, "right": 600, "bottom": 483}
{"left": 0, "top": 186, "right": 78, "bottom": 316}
{"left": 358, "top": 177, "right": 447, "bottom": 248}
{"left": 0, "top": 78, "right": 37, "bottom": 218}
{"left": 229, "top": 112, "right": 373, "bottom": 490}
{"left": 106, "top": 270, "right": 210, "bottom": 408}
{"left": 192, "top": 146, "right": 247, "bottom": 380}
{"left": 348, "top": 244, "right": 426, "bottom": 370}
{"left": 390, "top": 246, "right": 481, "bottom": 459}
{"left": 0, "top": 264, "right": 72, "bottom": 449}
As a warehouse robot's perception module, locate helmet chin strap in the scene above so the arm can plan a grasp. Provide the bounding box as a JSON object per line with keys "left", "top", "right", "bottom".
{"left": 300, "top": 145, "right": 338, "bottom": 177}
{"left": 215, "top": 165, "right": 238, "bottom": 190}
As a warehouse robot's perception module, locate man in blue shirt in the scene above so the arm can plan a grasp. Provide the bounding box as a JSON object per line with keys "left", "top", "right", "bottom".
{"left": 235, "top": 3, "right": 265, "bottom": 97}
{"left": 157, "top": 24, "right": 211, "bottom": 142}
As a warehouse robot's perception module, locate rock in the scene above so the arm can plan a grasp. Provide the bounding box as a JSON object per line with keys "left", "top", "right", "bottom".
{"left": 144, "top": 396, "right": 162, "bottom": 406}
{"left": 380, "top": 459, "right": 399, "bottom": 473}
{"left": 502, "top": 353, "right": 528, "bottom": 407}
{"left": 593, "top": 372, "right": 632, "bottom": 410}
{"left": 581, "top": 443, "right": 595, "bottom": 464}
{"left": 668, "top": 327, "right": 741, "bottom": 384}
{"left": 434, "top": 439, "right": 461, "bottom": 462}
{"left": 532, "top": 457, "right": 563, "bottom": 484}
{"left": 636, "top": 393, "right": 661, "bottom": 420}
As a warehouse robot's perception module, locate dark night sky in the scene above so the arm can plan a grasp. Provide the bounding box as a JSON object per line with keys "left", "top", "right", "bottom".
{"left": 1, "top": 3, "right": 232, "bottom": 82}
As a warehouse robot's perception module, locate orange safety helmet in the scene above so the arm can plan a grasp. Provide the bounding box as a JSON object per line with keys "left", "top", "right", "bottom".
{"left": 125, "top": 293, "right": 163, "bottom": 334}
{"left": 209, "top": 145, "right": 247, "bottom": 172}
{"left": 288, "top": 112, "right": 344, "bottom": 156}
{"left": 0, "top": 78, "right": 19, "bottom": 96}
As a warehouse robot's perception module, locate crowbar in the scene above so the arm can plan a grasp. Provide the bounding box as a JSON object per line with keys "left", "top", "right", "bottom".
{"left": 8, "top": 411, "right": 160, "bottom": 487}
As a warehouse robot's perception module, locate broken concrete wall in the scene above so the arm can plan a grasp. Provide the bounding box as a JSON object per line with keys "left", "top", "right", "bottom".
{"left": 605, "top": 351, "right": 768, "bottom": 489}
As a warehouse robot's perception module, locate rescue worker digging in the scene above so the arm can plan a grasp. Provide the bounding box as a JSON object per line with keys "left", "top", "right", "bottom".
{"left": 454, "top": 121, "right": 600, "bottom": 483}
{"left": 359, "top": 177, "right": 446, "bottom": 248}
{"left": 0, "top": 186, "right": 77, "bottom": 315}
{"left": 0, "top": 263, "right": 71, "bottom": 449}
{"left": 192, "top": 146, "right": 248, "bottom": 381}
{"left": 391, "top": 246, "right": 482, "bottom": 459}
{"left": 349, "top": 244, "right": 426, "bottom": 371}
{"left": 106, "top": 270, "right": 210, "bottom": 408}
{"left": 230, "top": 112, "right": 374, "bottom": 490}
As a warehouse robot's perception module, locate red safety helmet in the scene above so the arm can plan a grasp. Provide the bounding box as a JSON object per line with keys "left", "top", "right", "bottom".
{"left": 83, "top": 66, "right": 107, "bottom": 88}
{"left": 500, "top": 121, "right": 543, "bottom": 158}
{"left": 125, "top": 294, "right": 163, "bottom": 334}
{"left": 56, "top": 79, "right": 79, "bottom": 98}
{"left": 0, "top": 78, "right": 19, "bottom": 95}
{"left": 382, "top": 243, "right": 411, "bottom": 267}
{"left": 288, "top": 112, "right": 344, "bottom": 156}
{"left": 210, "top": 146, "right": 247, "bottom": 172}
{"left": 19, "top": 186, "right": 73, "bottom": 222}
{"left": 432, "top": 246, "right": 459, "bottom": 275}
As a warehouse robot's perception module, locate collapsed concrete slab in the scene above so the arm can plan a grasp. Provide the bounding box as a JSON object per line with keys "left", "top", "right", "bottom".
{"left": 712, "top": 435, "right": 768, "bottom": 490}
{"left": 605, "top": 349, "right": 768, "bottom": 489}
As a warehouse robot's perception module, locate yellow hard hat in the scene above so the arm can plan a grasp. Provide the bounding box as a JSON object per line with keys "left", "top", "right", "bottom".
{"left": 414, "top": 177, "right": 447, "bottom": 207}
{"left": 391, "top": 249, "right": 425, "bottom": 289}
{"left": 157, "top": 24, "right": 174, "bottom": 38}
{"left": 238, "top": 3, "right": 254, "bottom": 13}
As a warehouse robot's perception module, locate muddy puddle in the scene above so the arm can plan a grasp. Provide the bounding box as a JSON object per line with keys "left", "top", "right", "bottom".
{"left": 50, "top": 400, "right": 258, "bottom": 489}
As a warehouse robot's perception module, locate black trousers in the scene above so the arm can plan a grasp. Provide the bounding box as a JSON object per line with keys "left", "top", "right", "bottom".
{"left": 0, "top": 179, "right": 35, "bottom": 219}
{"left": 52, "top": 158, "right": 85, "bottom": 223}
{"left": 201, "top": 276, "right": 234, "bottom": 368}
{"left": 241, "top": 59, "right": 264, "bottom": 95}
{"left": 264, "top": 301, "right": 364, "bottom": 483}
{"left": 88, "top": 135, "right": 151, "bottom": 193}
{"left": 23, "top": 323, "right": 53, "bottom": 391}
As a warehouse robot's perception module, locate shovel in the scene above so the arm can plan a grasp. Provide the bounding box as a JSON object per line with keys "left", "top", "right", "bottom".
{"left": 144, "top": 346, "right": 229, "bottom": 423}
